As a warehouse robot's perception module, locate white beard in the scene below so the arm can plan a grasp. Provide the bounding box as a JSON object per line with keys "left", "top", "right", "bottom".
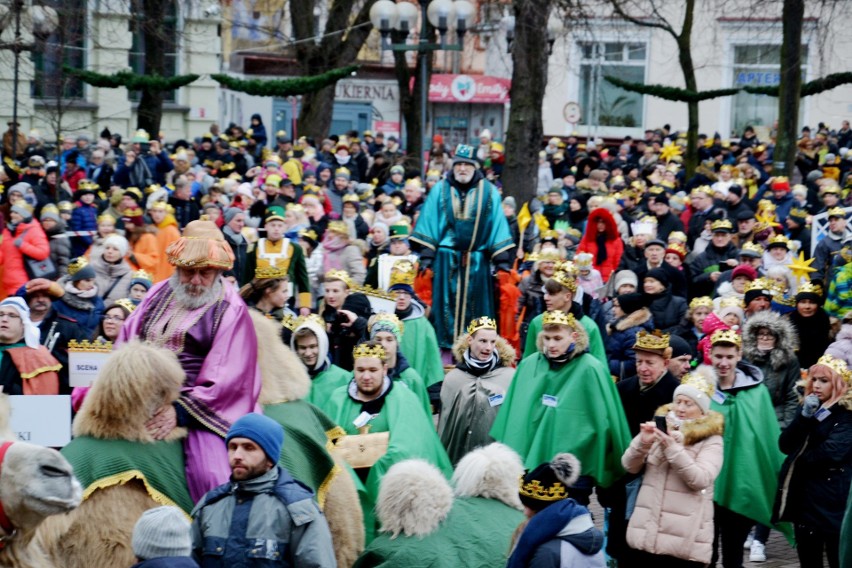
{"left": 454, "top": 169, "right": 474, "bottom": 184}
{"left": 170, "top": 272, "right": 223, "bottom": 310}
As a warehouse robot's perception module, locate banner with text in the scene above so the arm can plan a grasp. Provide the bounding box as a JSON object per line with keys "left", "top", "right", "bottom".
{"left": 418, "top": 74, "right": 511, "bottom": 104}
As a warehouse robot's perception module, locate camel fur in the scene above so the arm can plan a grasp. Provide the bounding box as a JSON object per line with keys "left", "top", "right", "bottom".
{"left": 451, "top": 442, "right": 525, "bottom": 510}
{"left": 252, "top": 309, "right": 364, "bottom": 567}
{"left": 37, "top": 342, "right": 187, "bottom": 568}
{"left": 376, "top": 459, "right": 454, "bottom": 538}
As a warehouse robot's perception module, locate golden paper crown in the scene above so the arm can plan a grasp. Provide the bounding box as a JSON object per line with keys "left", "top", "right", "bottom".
{"left": 145, "top": 183, "right": 162, "bottom": 195}
{"left": 467, "top": 316, "right": 497, "bottom": 335}
{"left": 78, "top": 179, "right": 100, "bottom": 191}
{"left": 131, "top": 269, "right": 152, "bottom": 281}
{"left": 789, "top": 207, "right": 809, "bottom": 219}
{"left": 518, "top": 479, "right": 567, "bottom": 502}
{"left": 67, "top": 339, "right": 113, "bottom": 353}
{"left": 757, "top": 199, "right": 776, "bottom": 212}
{"left": 821, "top": 185, "right": 841, "bottom": 195}
{"left": 633, "top": 330, "right": 670, "bottom": 351}
{"left": 549, "top": 270, "right": 578, "bottom": 293}
{"left": 255, "top": 265, "right": 289, "bottom": 280}
{"left": 537, "top": 250, "right": 563, "bottom": 262}
{"left": 355, "top": 284, "right": 395, "bottom": 300}
{"left": 352, "top": 342, "right": 387, "bottom": 361}
{"left": 710, "top": 329, "right": 742, "bottom": 347}
{"left": 148, "top": 200, "right": 169, "bottom": 212}
{"left": 689, "top": 296, "right": 713, "bottom": 310}
{"left": 369, "top": 312, "right": 404, "bottom": 336}
{"left": 719, "top": 296, "right": 745, "bottom": 309}
{"left": 299, "top": 229, "right": 318, "bottom": 242}
{"left": 668, "top": 231, "right": 687, "bottom": 244}
{"left": 324, "top": 269, "right": 353, "bottom": 288}
{"left": 541, "top": 230, "right": 560, "bottom": 241}
{"left": 58, "top": 201, "right": 73, "bottom": 212}
{"left": 740, "top": 241, "right": 764, "bottom": 255}
{"left": 388, "top": 260, "right": 415, "bottom": 288}
{"left": 797, "top": 281, "right": 823, "bottom": 296}
{"left": 710, "top": 219, "right": 734, "bottom": 232}
{"left": 542, "top": 310, "right": 576, "bottom": 327}
{"left": 327, "top": 220, "right": 349, "bottom": 236}
{"left": 556, "top": 261, "right": 579, "bottom": 278}
{"left": 281, "top": 313, "right": 297, "bottom": 331}
{"left": 680, "top": 371, "right": 715, "bottom": 399}
{"left": 767, "top": 234, "right": 790, "bottom": 247}
{"left": 335, "top": 167, "right": 351, "bottom": 178}
{"left": 690, "top": 186, "right": 712, "bottom": 197}
{"left": 666, "top": 243, "right": 687, "bottom": 257}
{"left": 123, "top": 187, "right": 143, "bottom": 201}
{"left": 113, "top": 298, "right": 137, "bottom": 314}
{"left": 745, "top": 278, "right": 773, "bottom": 295}
{"left": 264, "top": 174, "right": 282, "bottom": 187}
{"left": 41, "top": 203, "right": 59, "bottom": 216}
{"left": 67, "top": 256, "right": 90, "bottom": 277}
{"left": 827, "top": 206, "right": 847, "bottom": 218}
{"left": 814, "top": 354, "right": 851, "bottom": 382}
{"left": 122, "top": 207, "right": 143, "bottom": 218}
{"left": 295, "top": 313, "right": 326, "bottom": 330}
{"left": 342, "top": 193, "right": 360, "bottom": 204}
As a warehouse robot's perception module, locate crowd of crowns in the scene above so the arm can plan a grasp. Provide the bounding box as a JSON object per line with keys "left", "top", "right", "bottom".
{"left": 352, "top": 342, "right": 387, "bottom": 361}
{"left": 634, "top": 330, "right": 670, "bottom": 351}
{"left": 467, "top": 316, "right": 497, "bottom": 335}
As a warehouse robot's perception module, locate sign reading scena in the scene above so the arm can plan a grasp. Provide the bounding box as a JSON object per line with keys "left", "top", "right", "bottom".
{"left": 9, "top": 395, "right": 71, "bottom": 447}
{"left": 68, "top": 340, "right": 114, "bottom": 388}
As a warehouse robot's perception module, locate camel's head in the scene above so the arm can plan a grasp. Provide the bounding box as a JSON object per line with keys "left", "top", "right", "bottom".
{"left": 0, "top": 442, "right": 82, "bottom": 533}
{"left": 74, "top": 341, "right": 187, "bottom": 442}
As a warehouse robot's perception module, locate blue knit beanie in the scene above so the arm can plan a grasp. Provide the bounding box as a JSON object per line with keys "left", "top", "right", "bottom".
{"left": 226, "top": 413, "right": 284, "bottom": 462}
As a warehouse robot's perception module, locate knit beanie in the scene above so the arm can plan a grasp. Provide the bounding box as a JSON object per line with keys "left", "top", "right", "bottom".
{"left": 645, "top": 268, "right": 669, "bottom": 288}
{"left": 223, "top": 207, "right": 243, "bottom": 224}
{"left": 226, "top": 413, "right": 284, "bottom": 462}
{"left": 718, "top": 304, "right": 744, "bottom": 324}
{"left": 10, "top": 202, "right": 32, "bottom": 222}
{"left": 616, "top": 292, "right": 646, "bottom": 315}
{"left": 744, "top": 286, "right": 772, "bottom": 306}
{"left": 103, "top": 234, "right": 129, "bottom": 258}
{"left": 669, "top": 334, "right": 694, "bottom": 359}
{"left": 131, "top": 506, "right": 192, "bottom": 560}
{"left": 731, "top": 264, "right": 757, "bottom": 282}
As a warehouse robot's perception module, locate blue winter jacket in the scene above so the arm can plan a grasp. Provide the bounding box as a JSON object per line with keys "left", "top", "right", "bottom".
{"left": 606, "top": 307, "right": 655, "bottom": 380}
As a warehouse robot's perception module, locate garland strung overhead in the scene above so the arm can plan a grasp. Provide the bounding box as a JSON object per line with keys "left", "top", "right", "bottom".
{"left": 63, "top": 66, "right": 199, "bottom": 91}
{"left": 604, "top": 76, "right": 740, "bottom": 103}
{"left": 743, "top": 72, "right": 852, "bottom": 97}
{"left": 210, "top": 65, "right": 359, "bottom": 97}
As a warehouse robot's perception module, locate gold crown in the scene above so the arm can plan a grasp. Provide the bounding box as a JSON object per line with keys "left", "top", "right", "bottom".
{"left": 821, "top": 185, "right": 841, "bottom": 195}
{"left": 145, "top": 183, "right": 162, "bottom": 195}
{"left": 633, "top": 330, "right": 670, "bottom": 351}
{"left": 467, "top": 316, "right": 497, "bottom": 335}
{"left": 122, "top": 207, "right": 143, "bottom": 218}
{"left": 78, "top": 179, "right": 99, "bottom": 191}
{"left": 541, "top": 230, "right": 560, "bottom": 241}
{"left": 690, "top": 185, "right": 712, "bottom": 197}
{"left": 814, "top": 354, "right": 851, "bottom": 382}
{"left": 767, "top": 234, "right": 790, "bottom": 247}
{"left": 789, "top": 207, "right": 809, "bottom": 219}
{"left": 335, "top": 167, "right": 351, "bottom": 177}
{"left": 710, "top": 219, "right": 734, "bottom": 232}
{"left": 542, "top": 310, "right": 576, "bottom": 327}
{"left": 668, "top": 231, "right": 687, "bottom": 244}
{"left": 113, "top": 298, "right": 137, "bottom": 314}
{"left": 285, "top": 204, "right": 305, "bottom": 215}
{"left": 124, "top": 187, "right": 143, "bottom": 200}
{"left": 719, "top": 296, "right": 745, "bottom": 309}
{"left": 710, "top": 329, "right": 742, "bottom": 347}
{"left": 67, "top": 256, "right": 90, "bottom": 277}
{"left": 327, "top": 220, "right": 349, "bottom": 236}
{"left": 295, "top": 313, "right": 326, "bottom": 330}
{"left": 827, "top": 206, "right": 847, "bottom": 218}
{"left": 518, "top": 478, "right": 567, "bottom": 502}
{"left": 255, "top": 265, "right": 289, "bottom": 279}
{"left": 342, "top": 193, "right": 360, "bottom": 204}
{"left": 740, "top": 242, "right": 764, "bottom": 255}
{"left": 281, "top": 313, "right": 297, "bottom": 331}
{"left": 689, "top": 296, "right": 713, "bottom": 310}
{"left": 148, "top": 201, "right": 169, "bottom": 211}
{"left": 537, "top": 250, "right": 563, "bottom": 262}
{"left": 666, "top": 243, "right": 687, "bottom": 257}
{"left": 556, "top": 261, "right": 579, "bottom": 278}
{"left": 549, "top": 270, "right": 578, "bottom": 292}
{"left": 388, "top": 260, "right": 416, "bottom": 288}
{"left": 131, "top": 269, "right": 152, "bottom": 281}
{"left": 324, "top": 269, "right": 352, "bottom": 288}
{"left": 58, "top": 201, "right": 73, "bottom": 212}
{"left": 745, "top": 277, "right": 773, "bottom": 295}
{"left": 67, "top": 339, "right": 113, "bottom": 353}
{"left": 370, "top": 312, "right": 404, "bottom": 336}
{"left": 797, "top": 281, "right": 823, "bottom": 296}
{"left": 679, "top": 371, "right": 715, "bottom": 399}
{"left": 352, "top": 342, "right": 387, "bottom": 361}
{"left": 41, "top": 203, "right": 59, "bottom": 216}
{"left": 299, "top": 229, "right": 318, "bottom": 242}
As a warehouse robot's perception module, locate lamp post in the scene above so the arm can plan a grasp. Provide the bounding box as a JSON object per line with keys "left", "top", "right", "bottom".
{"left": 0, "top": 0, "right": 58, "bottom": 160}
{"left": 370, "top": 0, "right": 475, "bottom": 175}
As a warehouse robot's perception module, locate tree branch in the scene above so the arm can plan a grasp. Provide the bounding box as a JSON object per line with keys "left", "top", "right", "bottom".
{"left": 609, "top": 0, "right": 676, "bottom": 38}
{"left": 338, "top": 0, "right": 379, "bottom": 63}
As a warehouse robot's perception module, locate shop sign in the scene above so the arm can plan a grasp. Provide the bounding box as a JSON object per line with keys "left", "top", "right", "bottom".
{"left": 426, "top": 74, "right": 511, "bottom": 104}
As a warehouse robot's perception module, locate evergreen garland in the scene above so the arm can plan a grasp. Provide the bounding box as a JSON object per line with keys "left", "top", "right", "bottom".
{"left": 604, "top": 76, "right": 740, "bottom": 103}
{"left": 210, "top": 65, "right": 359, "bottom": 97}
{"left": 63, "top": 66, "right": 200, "bottom": 91}
{"left": 743, "top": 72, "right": 852, "bottom": 97}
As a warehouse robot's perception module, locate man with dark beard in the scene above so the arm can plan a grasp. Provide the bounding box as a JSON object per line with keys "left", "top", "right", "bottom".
{"left": 118, "top": 219, "right": 262, "bottom": 502}
{"left": 411, "top": 144, "right": 514, "bottom": 348}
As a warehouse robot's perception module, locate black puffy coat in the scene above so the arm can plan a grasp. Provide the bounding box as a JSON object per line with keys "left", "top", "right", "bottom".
{"left": 644, "top": 288, "right": 687, "bottom": 332}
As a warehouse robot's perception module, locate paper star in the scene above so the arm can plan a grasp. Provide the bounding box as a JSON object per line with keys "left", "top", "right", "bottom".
{"left": 659, "top": 143, "right": 683, "bottom": 163}
{"left": 787, "top": 251, "right": 816, "bottom": 281}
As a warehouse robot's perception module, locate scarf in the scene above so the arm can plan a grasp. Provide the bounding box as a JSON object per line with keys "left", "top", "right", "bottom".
{"left": 507, "top": 499, "right": 585, "bottom": 568}
{"left": 459, "top": 349, "right": 500, "bottom": 377}
{"left": 544, "top": 343, "right": 576, "bottom": 370}
{"left": 321, "top": 234, "right": 348, "bottom": 273}
{"left": 595, "top": 233, "right": 608, "bottom": 265}
{"left": 64, "top": 280, "right": 99, "bottom": 299}
{"left": 348, "top": 376, "right": 394, "bottom": 415}
{"left": 386, "top": 352, "right": 411, "bottom": 380}
{"left": 543, "top": 201, "right": 569, "bottom": 219}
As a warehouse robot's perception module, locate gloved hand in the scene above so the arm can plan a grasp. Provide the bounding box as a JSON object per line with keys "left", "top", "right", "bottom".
{"left": 13, "top": 238, "right": 22, "bottom": 248}
{"left": 802, "top": 393, "right": 821, "bottom": 418}
{"left": 495, "top": 263, "right": 512, "bottom": 273}
{"left": 418, "top": 258, "right": 432, "bottom": 272}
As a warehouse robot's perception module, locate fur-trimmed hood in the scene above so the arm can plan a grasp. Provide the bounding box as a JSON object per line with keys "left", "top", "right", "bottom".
{"left": 250, "top": 310, "right": 311, "bottom": 405}
{"left": 654, "top": 403, "right": 725, "bottom": 446}
{"left": 613, "top": 306, "right": 652, "bottom": 332}
{"left": 742, "top": 310, "right": 799, "bottom": 370}
{"left": 451, "top": 333, "right": 516, "bottom": 367}
{"left": 376, "top": 459, "right": 453, "bottom": 538}
{"left": 451, "top": 443, "right": 524, "bottom": 510}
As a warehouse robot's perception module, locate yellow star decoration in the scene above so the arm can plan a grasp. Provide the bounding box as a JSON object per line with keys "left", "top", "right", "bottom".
{"left": 659, "top": 143, "right": 683, "bottom": 163}
{"left": 787, "top": 251, "right": 816, "bottom": 282}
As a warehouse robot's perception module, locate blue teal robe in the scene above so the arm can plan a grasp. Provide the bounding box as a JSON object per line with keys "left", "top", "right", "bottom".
{"left": 411, "top": 178, "right": 514, "bottom": 348}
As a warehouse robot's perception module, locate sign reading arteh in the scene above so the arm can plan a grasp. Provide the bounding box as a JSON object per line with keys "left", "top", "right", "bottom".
{"left": 68, "top": 339, "right": 113, "bottom": 388}
{"left": 9, "top": 395, "right": 72, "bottom": 447}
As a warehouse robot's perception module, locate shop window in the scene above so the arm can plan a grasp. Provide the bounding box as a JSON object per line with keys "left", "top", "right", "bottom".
{"left": 730, "top": 44, "right": 807, "bottom": 135}
{"left": 128, "top": 0, "right": 179, "bottom": 103}
{"left": 577, "top": 42, "right": 646, "bottom": 128}
{"left": 31, "top": 0, "right": 86, "bottom": 100}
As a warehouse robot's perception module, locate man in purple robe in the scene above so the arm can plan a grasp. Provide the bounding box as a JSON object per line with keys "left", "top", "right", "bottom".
{"left": 119, "top": 219, "right": 262, "bottom": 502}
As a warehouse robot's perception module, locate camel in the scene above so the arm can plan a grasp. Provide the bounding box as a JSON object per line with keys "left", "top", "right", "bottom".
{"left": 250, "top": 310, "right": 365, "bottom": 567}
{"left": 0, "top": 396, "right": 82, "bottom": 568}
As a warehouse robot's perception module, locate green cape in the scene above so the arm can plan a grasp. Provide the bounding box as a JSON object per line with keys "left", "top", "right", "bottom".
{"left": 490, "top": 352, "right": 631, "bottom": 488}
{"left": 399, "top": 315, "right": 445, "bottom": 388}
{"left": 841, "top": 490, "right": 852, "bottom": 567}
{"left": 61, "top": 437, "right": 193, "bottom": 513}
{"left": 397, "top": 366, "right": 432, "bottom": 416}
{"left": 353, "top": 497, "right": 525, "bottom": 568}
{"left": 522, "top": 312, "right": 607, "bottom": 365}
{"left": 711, "top": 383, "right": 793, "bottom": 541}
{"left": 263, "top": 399, "right": 347, "bottom": 510}
{"left": 305, "top": 363, "right": 351, "bottom": 408}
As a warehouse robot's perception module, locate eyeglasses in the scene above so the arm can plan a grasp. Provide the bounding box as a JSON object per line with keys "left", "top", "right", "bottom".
{"left": 0, "top": 312, "right": 21, "bottom": 320}
{"left": 102, "top": 315, "right": 125, "bottom": 322}
{"left": 756, "top": 331, "right": 775, "bottom": 339}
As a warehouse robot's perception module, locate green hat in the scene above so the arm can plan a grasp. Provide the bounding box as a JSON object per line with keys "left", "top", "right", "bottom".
{"left": 389, "top": 223, "right": 411, "bottom": 240}
{"left": 265, "top": 205, "right": 286, "bottom": 223}
{"left": 453, "top": 144, "right": 478, "bottom": 166}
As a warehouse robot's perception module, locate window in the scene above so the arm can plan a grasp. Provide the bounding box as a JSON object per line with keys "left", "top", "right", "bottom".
{"left": 31, "top": 0, "right": 86, "bottom": 100}
{"left": 730, "top": 44, "right": 807, "bottom": 135}
{"left": 578, "top": 42, "right": 646, "bottom": 128}
{"left": 128, "top": 0, "right": 179, "bottom": 103}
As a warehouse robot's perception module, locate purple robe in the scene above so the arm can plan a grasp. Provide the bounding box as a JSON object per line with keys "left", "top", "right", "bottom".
{"left": 118, "top": 278, "right": 261, "bottom": 502}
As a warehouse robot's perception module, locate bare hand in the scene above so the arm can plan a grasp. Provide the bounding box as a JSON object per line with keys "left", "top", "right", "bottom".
{"left": 710, "top": 271, "right": 721, "bottom": 282}
{"left": 299, "top": 307, "right": 311, "bottom": 317}
{"left": 654, "top": 428, "right": 675, "bottom": 448}
{"left": 145, "top": 405, "right": 177, "bottom": 440}
{"left": 639, "top": 421, "right": 657, "bottom": 445}
{"left": 150, "top": 140, "right": 161, "bottom": 154}
{"left": 337, "top": 309, "right": 356, "bottom": 328}
{"left": 724, "top": 259, "right": 738, "bottom": 267}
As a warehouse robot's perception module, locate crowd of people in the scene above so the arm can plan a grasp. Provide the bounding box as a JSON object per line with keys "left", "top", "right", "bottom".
{"left": 1, "top": 116, "right": 852, "bottom": 568}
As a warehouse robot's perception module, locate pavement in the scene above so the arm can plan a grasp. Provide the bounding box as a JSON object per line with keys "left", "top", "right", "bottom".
{"left": 586, "top": 498, "right": 812, "bottom": 567}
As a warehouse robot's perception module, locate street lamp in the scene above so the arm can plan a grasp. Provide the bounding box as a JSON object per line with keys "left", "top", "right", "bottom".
{"left": 0, "top": 0, "right": 58, "bottom": 159}
{"left": 502, "top": 13, "right": 563, "bottom": 55}
{"left": 370, "top": 0, "right": 475, "bottom": 175}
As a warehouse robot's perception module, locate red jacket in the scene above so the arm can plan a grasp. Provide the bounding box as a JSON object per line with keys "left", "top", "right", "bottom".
{"left": 577, "top": 208, "right": 624, "bottom": 283}
{"left": 0, "top": 219, "right": 51, "bottom": 296}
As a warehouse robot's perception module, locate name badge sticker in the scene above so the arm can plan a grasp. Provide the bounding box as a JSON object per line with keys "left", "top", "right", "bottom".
{"left": 711, "top": 391, "right": 728, "bottom": 405}
{"left": 488, "top": 394, "right": 504, "bottom": 407}
{"left": 815, "top": 407, "right": 832, "bottom": 422}
{"left": 542, "top": 394, "right": 558, "bottom": 407}
{"left": 353, "top": 411, "right": 373, "bottom": 428}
